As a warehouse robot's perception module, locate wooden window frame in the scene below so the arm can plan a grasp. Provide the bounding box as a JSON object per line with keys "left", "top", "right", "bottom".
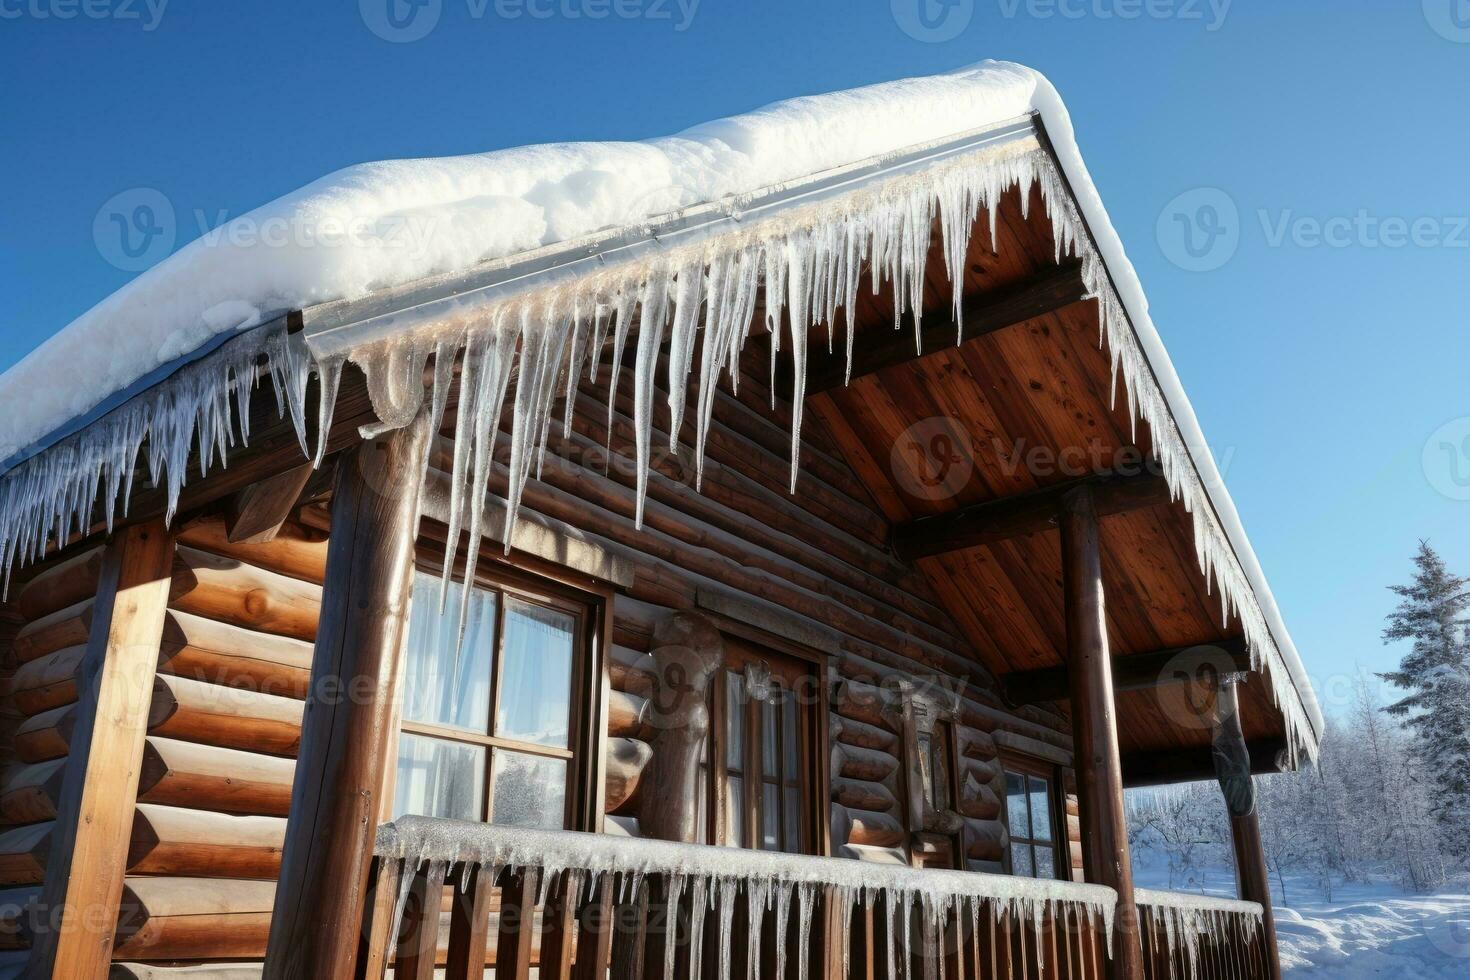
{"left": 385, "top": 537, "right": 613, "bottom": 834}
{"left": 703, "top": 635, "right": 830, "bottom": 856}
{"left": 999, "top": 750, "right": 1067, "bottom": 881}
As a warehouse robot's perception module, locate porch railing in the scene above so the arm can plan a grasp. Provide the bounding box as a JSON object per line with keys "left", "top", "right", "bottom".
{"left": 1136, "top": 889, "right": 1268, "bottom": 980}
{"left": 356, "top": 816, "right": 1261, "bottom": 980}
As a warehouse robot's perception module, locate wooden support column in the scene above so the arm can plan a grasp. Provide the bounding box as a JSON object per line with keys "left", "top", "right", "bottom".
{"left": 25, "top": 520, "right": 175, "bottom": 980}
{"left": 636, "top": 612, "right": 723, "bottom": 843}
{"left": 263, "top": 412, "right": 431, "bottom": 980}
{"left": 1059, "top": 486, "right": 1144, "bottom": 980}
{"left": 1212, "top": 680, "right": 1283, "bottom": 980}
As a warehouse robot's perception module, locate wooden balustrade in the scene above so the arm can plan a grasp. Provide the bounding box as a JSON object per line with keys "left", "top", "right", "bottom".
{"left": 1136, "top": 890, "right": 1269, "bottom": 980}
{"left": 355, "top": 817, "right": 1116, "bottom": 979}
{"left": 352, "top": 818, "right": 1267, "bottom": 980}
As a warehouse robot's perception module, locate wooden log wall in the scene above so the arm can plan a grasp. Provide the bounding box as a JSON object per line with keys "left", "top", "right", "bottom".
{"left": 105, "top": 515, "right": 324, "bottom": 969}
{"left": 471, "top": 365, "right": 1082, "bottom": 876}
{"left": 0, "top": 515, "right": 325, "bottom": 974}
{"left": 0, "top": 545, "right": 106, "bottom": 970}
{"left": 0, "top": 351, "right": 1089, "bottom": 974}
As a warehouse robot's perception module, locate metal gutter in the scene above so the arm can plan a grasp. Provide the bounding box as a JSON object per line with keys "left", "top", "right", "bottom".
{"left": 297, "top": 114, "right": 1040, "bottom": 358}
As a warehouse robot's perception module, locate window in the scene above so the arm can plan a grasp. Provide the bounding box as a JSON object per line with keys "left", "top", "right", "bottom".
{"left": 702, "top": 643, "right": 816, "bottom": 854}
{"left": 1003, "top": 759, "right": 1062, "bottom": 880}
{"left": 916, "top": 723, "right": 954, "bottom": 817}
{"left": 393, "top": 569, "right": 595, "bottom": 831}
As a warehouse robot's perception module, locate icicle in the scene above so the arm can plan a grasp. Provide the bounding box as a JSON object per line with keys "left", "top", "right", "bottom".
{"left": 796, "top": 882, "right": 813, "bottom": 980}
{"left": 663, "top": 873, "right": 685, "bottom": 980}
{"left": 631, "top": 268, "right": 671, "bottom": 528}
{"left": 716, "top": 878, "right": 737, "bottom": 980}
{"left": 666, "top": 259, "right": 705, "bottom": 450}
{"left": 773, "top": 882, "right": 792, "bottom": 980}
{"left": 688, "top": 875, "right": 709, "bottom": 980}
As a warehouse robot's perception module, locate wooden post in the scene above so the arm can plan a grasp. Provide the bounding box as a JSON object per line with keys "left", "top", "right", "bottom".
{"left": 637, "top": 612, "right": 723, "bottom": 843}
{"left": 1058, "top": 485, "right": 1144, "bottom": 980}
{"left": 263, "top": 412, "right": 431, "bottom": 980}
{"left": 1212, "top": 680, "right": 1283, "bottom": 980}
{"left": 25, "top": 520, "right": 175, "bottom": 980}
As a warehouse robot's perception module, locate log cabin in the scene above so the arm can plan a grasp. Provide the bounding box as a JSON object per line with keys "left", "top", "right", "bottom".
{"left": 0, "top": 63, "right": 1320, "bottom": 979}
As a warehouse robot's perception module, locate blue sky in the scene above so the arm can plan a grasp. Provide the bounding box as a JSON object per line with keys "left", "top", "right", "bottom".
{"left": 2, "top": 1, "right": 1467, "bottom": 715}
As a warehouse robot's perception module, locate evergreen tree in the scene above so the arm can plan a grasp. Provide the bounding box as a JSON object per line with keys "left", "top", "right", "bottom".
{"left": 1378, "top": 541, "right": 1470, "bottom": 858}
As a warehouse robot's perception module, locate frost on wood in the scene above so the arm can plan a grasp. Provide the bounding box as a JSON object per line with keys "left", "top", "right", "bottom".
{"left": 0, "top": 136, "right": 1317, "bottom": 761}
{"left": 377, "top": 815, "right": 1119, "bottom": 974}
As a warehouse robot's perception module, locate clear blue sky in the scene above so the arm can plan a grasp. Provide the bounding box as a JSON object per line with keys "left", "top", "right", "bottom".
{"left": 2, "top": 1, "right": 1467, "bottom": 716}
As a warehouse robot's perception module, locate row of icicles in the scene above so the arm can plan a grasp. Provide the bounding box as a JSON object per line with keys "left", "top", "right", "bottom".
{"left": 0, "top": 139, "right": 1316, "bottom": 762}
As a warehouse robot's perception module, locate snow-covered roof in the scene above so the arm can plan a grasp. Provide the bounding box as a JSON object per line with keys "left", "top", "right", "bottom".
{"left": 0, "top": 61, "right": 1324, "bottom": 756}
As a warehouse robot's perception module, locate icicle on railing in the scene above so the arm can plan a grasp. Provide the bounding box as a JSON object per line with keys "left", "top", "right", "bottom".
{"left": 375, "top": 815, "right": 1119, "bottom": 980}
{"left": 1136, "top": 888, "right": 1264, "bottom": 980}
{"left": 0, "top": 136, "right": 1316, "bottom": 763}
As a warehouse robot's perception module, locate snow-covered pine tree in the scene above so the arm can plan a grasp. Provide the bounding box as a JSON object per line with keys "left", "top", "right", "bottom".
{"left": 1379, "top": 541, "right": 1470, "bottom": 861}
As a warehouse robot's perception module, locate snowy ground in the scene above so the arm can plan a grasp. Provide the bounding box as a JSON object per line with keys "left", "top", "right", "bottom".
{"left": 1132, "top": 854, "right": 1470, "bottom": 977}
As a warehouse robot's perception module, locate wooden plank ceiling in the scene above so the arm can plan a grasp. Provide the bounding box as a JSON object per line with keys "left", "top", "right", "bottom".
{"left": 749, "top": 179, "right": 1292, "bottom": 764}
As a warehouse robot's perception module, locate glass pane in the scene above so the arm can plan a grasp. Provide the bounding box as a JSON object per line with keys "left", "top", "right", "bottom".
{"left": 917, "top": 732, "right": 936, "bottom": 809}
{"left": 394, "top": 733, "right": 485, "bottom": 821}
{"left": 695, "top": 760, "right": 708, "bottom": 845}
{"left": 1028, "top": 776, "right": 1053, "bottom": 842}
{"left": 781, "top": 691, "right": 798, "bottom": 776}
{"left": 725, "top": 673, "right": 745, "bottom": 771}
{"left": 761, "top": 700, "right": 778, "bottom": 775}
{"left": 403, "top": 573, "right": 496, "bottom": 732}
{"left": 1035, "top": 845, "right": 1057, "bottom": 880}
{"left": 727, "top": 776, "right": 744, "bottom": 846}
{"left": 489, "top": 751, "right": 567, "bottom": 830}
{"left": 1005, "top": 772, "right": 1030, "bottom": 836}
{"left": 1010, "top": 843, "right": 1034, "bottom": 878}
{"left": 495, "top": 598, "right": 575, "bottom": 748}
{"left": 932, "top": 734, "right": 951, "bottom": 811}
{"left": 761, "top": 783, "right": 781, "bottom": 851}
{"left": 783, "top": 786, "right": 801, "bottom": 853}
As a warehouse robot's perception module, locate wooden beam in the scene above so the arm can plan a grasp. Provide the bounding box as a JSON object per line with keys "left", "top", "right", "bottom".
{"left": 1212, "top": 681, "right": 1283, "bottom": 980}
{"left": 1059, "top": 485, "right": 1144, "bottom": 979}
{"left": 262, "top": 409, "right": 432, "bottom": 980}
{"left": 804, "top": 261, "right": 1088, "bottom": 394}
{"left": 1002, "top": 638, "right": 1251, "bottom": 707}
{"left": 226, "top": 463, "right": 316, "bottom": 544}
{"left": 26, "top": 520, "right": 176, "bottom": 980}
{"left": 891, "top": 469, "right": 1171, "bottom": 562}
{"left": 1122, "top": 739, "right": 1290, "bottom": 788}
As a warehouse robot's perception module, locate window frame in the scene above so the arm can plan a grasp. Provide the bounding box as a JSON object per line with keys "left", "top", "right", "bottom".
{"left": 703, "top": 637, "right": 828, "bottom": 856}
{"left": 999, "top": 751, "right": 1066, "bottom": 881}
{"left": 386, "top": 541, "right": 611, "bottom": 834}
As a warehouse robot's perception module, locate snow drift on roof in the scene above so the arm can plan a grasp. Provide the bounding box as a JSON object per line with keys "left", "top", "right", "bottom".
{"left": 0, "top": 61, "right": 1045, "bottom": 465}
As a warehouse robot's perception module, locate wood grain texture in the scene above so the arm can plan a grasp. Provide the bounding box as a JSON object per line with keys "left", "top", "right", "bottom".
{"left": 262, "top": 411, "right": 431, "bottom": 980}
{"left": 27, "top": 521, "right": 176, "bottom": 980}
